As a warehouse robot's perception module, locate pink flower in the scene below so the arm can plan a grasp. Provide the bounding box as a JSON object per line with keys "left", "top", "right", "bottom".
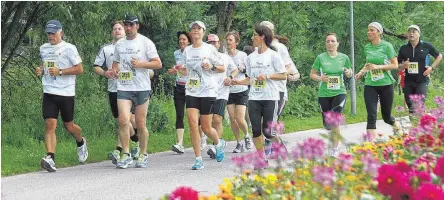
{"left": 389, "top": 183, "right": 414, "bottom": 200}
{"left": 252, "top": 151, "right": 268, "bottom": 170}
{"left": 383, "top": 145, "right": 395, "bottom": 161}
{"left": 269, "top": 141, "right": 288, "bottom": 160}
{"left": 414, "top": 183, "right": 444, "bottom": 200}
{"left": 420, "top": 114, "right": 437, "bottom": 133}
{"left": 265, "top": 121, "right": 285, "bottom": 136}
{"left": 434, "top": 156, "right": 444, "bottom": 179}
{"left": 414, "top": 153, "right": 437, "bottom": 172}
{"left": 335, "top": 153, "right": 353, "bottom": 171}
{"left": 395, "top": 161, "right": 412, "bottom": 174}
{"left": 312, "top": 166, "right": 336, "bottom": 187}
{"left": 169, "top": 186, "right": 199, "bottom": 200}
{"left": 291, "top": 138, "right": 325, "bottom": 161}
{"left": 418, "top": 134, "right": 436, "bottom": 148}
{"left": 361, "top": 153, "right": 380, "bottom": 177}
{"left": 376, "top": 164, "right": 409, "bottom": 196}
{"left": 434, "top": 96, "right": 444, "bottom": 107}
{"left": 412, "top": 170, "right": 432, "bottom": 184}
{"left": 323, "top": 111, "right": 344, "bottom": 127}
{"left": 231, "top": 155, "right": 245, "bottom": 168}
{"left": 362, "top": 131, "right": 375, "bottom": 143}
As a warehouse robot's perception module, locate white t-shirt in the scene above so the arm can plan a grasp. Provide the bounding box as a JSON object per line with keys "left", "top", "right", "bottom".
{"left": 173, "top": 49, "right": 188, "bottom": 86}
{"left": 245, "top": 48, "right": 286, "bottom": 101}
{"left": 40, "top": 41, "right": 82, "bottom": 96}
{"left": 114, "top": 33, "right": 159, "bottom": 91}
{"left": 217, "top": 54, "right": 237, "bottom": 100}
{"left": 228, "top": 50, "right": 249, "bottom": 93}
{"left": 272, "top": 39, "right": 298, "bottom": 101}
{"left": 182, "top": 43, "right": 224, "bottom": 98}
{"left": 94, "top": 43, "right": 117, "bottom": 92}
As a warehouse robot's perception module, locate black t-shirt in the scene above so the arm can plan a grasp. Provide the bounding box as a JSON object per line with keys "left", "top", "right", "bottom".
{"left": 398, "top": 41, "right": 440, "bottom": 84}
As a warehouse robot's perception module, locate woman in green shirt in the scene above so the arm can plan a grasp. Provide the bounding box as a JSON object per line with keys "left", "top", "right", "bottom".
{"left": 310, "top": 33, "right": 352, "bottom": 157}
{"left": 355, "top": 22, "right": 401, "bottom": 139}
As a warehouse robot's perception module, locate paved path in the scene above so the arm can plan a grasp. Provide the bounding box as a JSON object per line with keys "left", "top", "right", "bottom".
{"left": 1, "top": 119, "right": 407, "bottom": 200}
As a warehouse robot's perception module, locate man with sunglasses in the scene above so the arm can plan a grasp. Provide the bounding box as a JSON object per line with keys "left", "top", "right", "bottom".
{"left": 112, "top": 14, "right": 162, "bottom": 169}
{"left": 36, "top": 20, "right": 88, "bottom": 172}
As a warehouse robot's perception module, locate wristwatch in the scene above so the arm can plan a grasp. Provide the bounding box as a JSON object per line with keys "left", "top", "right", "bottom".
{"left": 59, "top": 69, "right": 63, "bottom": 76}
{"left": 266, "top": 74, "right": 270, "bottom": 79}
{"left": 211, "top": 65, "right": 216, "bottom": 71}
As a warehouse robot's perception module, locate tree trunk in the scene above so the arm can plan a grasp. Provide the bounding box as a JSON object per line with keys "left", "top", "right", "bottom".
{"left": 216, "top": 1, "right": 236, "bottom": 53}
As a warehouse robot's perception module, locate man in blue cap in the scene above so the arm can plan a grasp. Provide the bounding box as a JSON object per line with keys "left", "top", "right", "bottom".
{"left": 112, "top": 14, "right": 162, "bottom": 169}
{"left": 35, "top": 20, "right": 88, "bottom": 172}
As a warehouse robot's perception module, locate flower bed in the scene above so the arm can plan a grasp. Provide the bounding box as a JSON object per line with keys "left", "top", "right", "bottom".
{"left": 163, "top": 96, "right": 444, "bottom": 200}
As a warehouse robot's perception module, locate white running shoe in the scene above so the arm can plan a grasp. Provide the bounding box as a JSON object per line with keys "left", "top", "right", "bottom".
{"left": 77, "top": 137, "right": 88, "bottom": 163}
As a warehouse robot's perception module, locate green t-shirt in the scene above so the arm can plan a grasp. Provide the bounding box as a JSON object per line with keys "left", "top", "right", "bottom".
{"left": 312, "top": 52, "right": 351, "bottom": 97}
{"left": 363, "top": 40, "right": 396, "bottom": 86}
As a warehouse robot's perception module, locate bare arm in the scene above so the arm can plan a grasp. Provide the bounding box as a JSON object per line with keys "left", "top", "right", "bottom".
{"left": 132, "top": 57, "right": 162, "bottom": 69}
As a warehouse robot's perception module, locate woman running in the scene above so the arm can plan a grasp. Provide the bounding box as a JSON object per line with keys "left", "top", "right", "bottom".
{"left": 233, "top": 24, "right": 287, "bottom": 168}
{"left": 355, "top": 22, "right": 401, "bottom": 138}
{"left": 310, "top": 33, "right": 352, "bottom": 157}
{"left": 177, "top": 21, "right": 226, "bottom": 170}
{"left": 225, "top": 31, "right": 253, "bottom": 153}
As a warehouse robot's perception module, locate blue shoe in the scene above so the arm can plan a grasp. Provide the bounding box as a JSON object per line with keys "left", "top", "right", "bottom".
{"left": 215, "top": 139, "right": 226, "bottom": 162}
{"left": 191, "top": 158, "right": 204, "bottom": 170}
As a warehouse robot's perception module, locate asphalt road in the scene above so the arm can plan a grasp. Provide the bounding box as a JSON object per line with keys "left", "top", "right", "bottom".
{"left": 1, "top": 119, "right": 406, "bottom": 200}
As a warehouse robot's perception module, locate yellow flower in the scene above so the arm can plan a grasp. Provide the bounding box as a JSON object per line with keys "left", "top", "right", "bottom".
{"left": 235, "top": 197, "right": 243, "bottom": 200}
{"left": 345, "top": 175, "right": 357, "bottom": 182}
{"left": 337, "top": 180, "right": 344, "bottom": 186}
{"left": 266, "top": 174, "right": 278, "bottom": 182}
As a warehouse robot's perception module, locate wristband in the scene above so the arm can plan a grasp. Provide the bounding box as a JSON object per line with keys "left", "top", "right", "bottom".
{"left": 266, "top": 74, "right": 270, "bottom": 79}
{"left": 211, "top": 65, "right": 216, "bottom": 71}
{"left": 59, "top": 69, "right": 63, "bottom": 76}
{"left": 229, "top": 75, "right": 233, "bottom": 79}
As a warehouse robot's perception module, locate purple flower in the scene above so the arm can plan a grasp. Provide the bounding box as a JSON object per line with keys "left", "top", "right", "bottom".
{"left": 361, "top": 153, "right": 380, "bottom": 177}
{"left": 269, "top": 141, "right": 288, "bottom": 160}
{"left": 396, "top": 106, "right": 405, "bottom": 112}
{"left": 323, "top": 111, "right": 344, "bottom": 127}
{"left": 232, "top": 155, "right": 245, "bottom": 168}
{"left": 265, "top": 121, "right": 285, "bottom": 136}
{"left": 382, "top": 145, "right": 395, "bottom": 160}
{"left": 362, "top": 131, "right": 375, "bottom": 143}
{"left": 410, "top": 94, "right": 425, "bottom": 102}
{"left": 434, "top": 96, "right": 444, "bottom": 107}
{"left": 335, "top": 153, "right": 353, "bottom": 171}
{"left": 312, "top": 166, "right": 336, "bottom": 187}
{"left": 430, "top": 108, "right": 444, "bottom": 120}
{"left": 252, "top": 151, "right": 268, "bottom": 170}
{"left": 292, "top": 138, "right": 325, "bottom": 161}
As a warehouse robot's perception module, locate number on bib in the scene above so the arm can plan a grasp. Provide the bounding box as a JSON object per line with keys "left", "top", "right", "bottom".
{"left": 119, "top": 71, "right": 133, "bottom": 85}
{"left": 253, "top": 79, "right": 266, "bottom": 92}
{"left": 327, "top": 76, "right": 340, "bottom": 90}
{"left": 408, "top": 62, "right": 419, "bottom": 74}
{"left": 370, "top": 69, "right": 384, "bottom": 81}
{"left": 187, "top": 78, "right": 201, "bottom": 88}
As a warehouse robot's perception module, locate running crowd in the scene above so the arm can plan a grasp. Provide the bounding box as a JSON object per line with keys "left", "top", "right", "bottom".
{"left": 36, "top": 14, "right": 442, "bottom": 172}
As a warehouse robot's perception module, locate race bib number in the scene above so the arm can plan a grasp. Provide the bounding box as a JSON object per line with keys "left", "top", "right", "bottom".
{"left": 44, "top": 60, "right": 57, "bottom": 75}
{"left": 253, "top": 78, "right": 266, "bottom": 92}
{"left": 408, "top": 62, "right": 419, "bottom": 74}
{"left": 370, "top": 69, "right": 384, "bottom": 81}
{"left": 187, "top": 78, "right": 201, "bottom": 88}
{"left": 119, "top": 71, "right": 133, "bottom": 85}
{"left": 327, "top": 76, "right": 340, "bottom": 90}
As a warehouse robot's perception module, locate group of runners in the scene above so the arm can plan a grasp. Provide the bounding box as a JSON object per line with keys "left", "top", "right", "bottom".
{"left": 36, "top": 14, "right": 441, "bottom": 172}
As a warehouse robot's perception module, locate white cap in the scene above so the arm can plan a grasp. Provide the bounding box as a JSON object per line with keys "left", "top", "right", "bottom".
{"left": 408, "top": 25, "right": 420, "bottom": 34}
{"left": 260, "top": 21, "right": 275, "bottom": 31}
{"left": 207, "top": 34, "right": 219, "bottom": 42}
{"left": 368, "top": 22, "right": 383, "bottom": 33}
{"left": 189, "top": 21, "right": 206, "bottom": 30}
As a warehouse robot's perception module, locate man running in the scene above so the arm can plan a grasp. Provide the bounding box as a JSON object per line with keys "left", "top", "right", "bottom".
{"left": 93, "top": 20, "right": 143, "bottom": 164}
{"left": 36, "top": 20, "right": 88, "bottom": 172}
{"left": 112, "top": 14, "right": 162, "bottom": 169}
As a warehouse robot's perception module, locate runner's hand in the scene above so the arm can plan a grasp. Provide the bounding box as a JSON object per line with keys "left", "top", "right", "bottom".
{"left": 256, "top": 74, "right": 266, "bottom": 81}
{"left": 423, "top": 67, "right": 433, "bottom": 76}
{"left": 224, "top": 77, "right": 232, "bottom": 86}
{"left": 36, "top": 66, "right": 42, "bottom": 77}
{"left": 167, "top": 67, "right": 178, "bottom": 75}
{"left": 320, "top": 74, "right": 329, "bottom": 83}
{"left": 48, "top": 67, "right": 59, "bottom": 76}
{"left": 367, "top": 63, "right": 379, "bottom": 70}
{"left": 402, "top": 58, "right": 409, "bottom": 70}
{"left": 131, "top": 57, "right": 140, "bottom": 68}
{"left": 104, "top": 69, "right": 115, "bottom": 79}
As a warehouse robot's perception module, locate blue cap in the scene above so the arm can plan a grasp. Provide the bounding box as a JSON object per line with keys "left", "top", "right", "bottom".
{"left": 45, "top": 20, "right": 62, "bottom": 33}
{"left": 123, "top": 14, "right": 139, "bottom": 24}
